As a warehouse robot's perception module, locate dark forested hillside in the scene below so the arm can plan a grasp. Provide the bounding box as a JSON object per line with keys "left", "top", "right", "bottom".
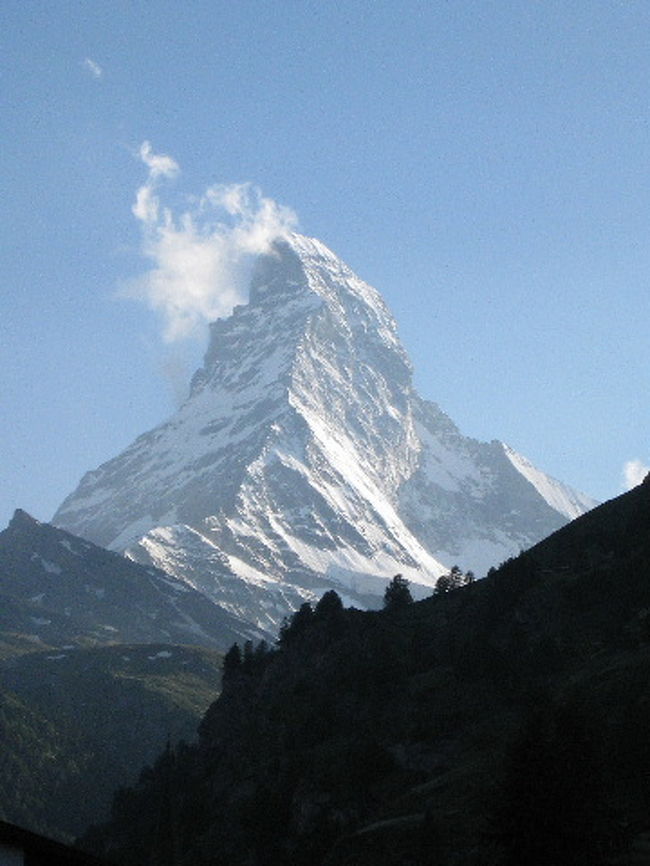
{"left": 0, "top": 644, "right": 224, "bottom": 842}
{"left": 83, "top": 478, "right": 650, "bottom": 865}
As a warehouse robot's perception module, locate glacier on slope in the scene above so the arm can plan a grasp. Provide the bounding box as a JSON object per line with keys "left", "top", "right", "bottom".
{"left": 53, "top": 234, "right": 596, "bottom": 630}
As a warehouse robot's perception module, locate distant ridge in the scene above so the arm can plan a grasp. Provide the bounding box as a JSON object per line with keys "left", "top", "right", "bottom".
{"left": 0, "top": 508, "right": 266, "bottom": 651}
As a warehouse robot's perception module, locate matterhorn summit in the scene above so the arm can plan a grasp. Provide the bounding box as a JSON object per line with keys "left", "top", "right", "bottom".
{"left": 54, "top": 234, "right": 596, "bottom": 630}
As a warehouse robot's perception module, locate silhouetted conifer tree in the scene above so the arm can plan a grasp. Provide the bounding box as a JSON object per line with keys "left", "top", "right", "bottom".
{"left": 434, "top": 565, "right": 473, "bottom": 594}
{"left": 254, "top": 639, "right": 270, "bottom": 662}
{"left": 383, "top": 574, "right": 413, "bottom": 609}
{"left": 242, "top": 639, "right": 255, "bottom": 670}
{"left": 315, "top": 589, "right": 343, "bottom": 617}
{"left": 278, "top": 601, "right": 314, "bottom": 645}
{"left": 222, "top": 643, "right": 242, "bottom": 680}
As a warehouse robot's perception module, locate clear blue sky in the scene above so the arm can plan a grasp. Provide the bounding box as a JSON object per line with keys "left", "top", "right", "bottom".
{"left": 2, "top": 0, "right": 649, "bottom": 530}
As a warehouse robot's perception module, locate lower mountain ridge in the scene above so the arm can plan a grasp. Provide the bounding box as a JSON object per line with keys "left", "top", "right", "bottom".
{"left": 0, "top": 510, "right": 262, "bottom": 842}
{"left": 0, "top": 509, "right": 266, "bottom": 653}
{"left": 83, "top": 476, "right": 650, "bottom": 866}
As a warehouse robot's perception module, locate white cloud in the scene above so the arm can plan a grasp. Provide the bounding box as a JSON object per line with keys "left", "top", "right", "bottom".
{"left": 622, "top": 459, "right": 649, "bottom": 490}
{"left": 82, "top": 58, "right": 103, "bottom": 79}
{"left": 138, "top": 141, "right": 179, "bottom": 180}
{"left": 131, "top": 142, "right": 179, "bottom": 224}
{"left": 127, "top": 142, "right": 297, "bottom": 342}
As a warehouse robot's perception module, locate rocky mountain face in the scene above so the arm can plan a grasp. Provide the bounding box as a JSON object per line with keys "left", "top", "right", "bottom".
{"left": 0, "top": 509, "right": 265, "bottom": 652}
{"left": 54, "top": 234, "right": 596, "bottom": 631}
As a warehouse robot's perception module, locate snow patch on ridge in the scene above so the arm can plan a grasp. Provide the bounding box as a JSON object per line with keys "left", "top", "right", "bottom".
{"left": 502, "top": 444, "right": 597, "bottom": 520}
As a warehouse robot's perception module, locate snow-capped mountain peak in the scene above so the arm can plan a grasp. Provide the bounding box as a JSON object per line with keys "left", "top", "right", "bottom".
{"left": 54, "top": 234, "right": 596, "bottom": 630}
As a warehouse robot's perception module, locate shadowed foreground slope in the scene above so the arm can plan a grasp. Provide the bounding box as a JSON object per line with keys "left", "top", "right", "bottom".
{"left": 84, "top": 478, "right": 650, "bottom": 865}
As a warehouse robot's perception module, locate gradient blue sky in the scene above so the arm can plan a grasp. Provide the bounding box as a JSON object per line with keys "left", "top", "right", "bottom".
{"left": 2, "top": 0, "right": 649, "bottom": 529}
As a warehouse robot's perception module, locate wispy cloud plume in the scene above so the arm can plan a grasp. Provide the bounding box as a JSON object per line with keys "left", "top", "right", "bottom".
{"left": 132, "top": 141, "right": 179, "bottom": 225}
{"left": 82, "top": 57, "right": 103, "bottom": 79}
{"left": 128, "top": 142, "right": 297, "bottom": 342}
{"left": 622, "top": 459, "right": 649, "bottom": 490}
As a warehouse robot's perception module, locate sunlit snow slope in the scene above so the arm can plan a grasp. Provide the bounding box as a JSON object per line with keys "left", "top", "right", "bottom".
{"left": 54, "top": 235, "right": 596, "bottom": 630}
